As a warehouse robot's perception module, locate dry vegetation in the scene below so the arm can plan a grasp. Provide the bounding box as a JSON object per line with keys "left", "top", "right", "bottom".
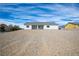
{"left": 0, "top": 30, "right": 79, "bottom": 56}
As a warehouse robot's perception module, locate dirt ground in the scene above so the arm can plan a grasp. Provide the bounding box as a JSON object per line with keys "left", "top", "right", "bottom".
{"left": 0, "top": 30, "right": 79, "bottom": 56}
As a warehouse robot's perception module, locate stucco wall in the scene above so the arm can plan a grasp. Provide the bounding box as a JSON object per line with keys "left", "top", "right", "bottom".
{"left": 25, "top": 25, "right": 59, "bottom": 30}
{"left": 25, "top": 25, "right": 31, "bottom": 29}
{"left": 44, "top": 25, "right": 59, "bottom": 29}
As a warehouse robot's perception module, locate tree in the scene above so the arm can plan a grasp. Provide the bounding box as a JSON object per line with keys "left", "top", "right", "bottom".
{"left": 0, "top": 24, "right": 8, "bottom": 32}
{"left": 12, "top": 25, "right": 22, "bottom": 31}
{"left": 0, "top": 24, "right": 22, "bottom": 32}
{"left": 8, "top": 24, "right": 14, "bottom": 31}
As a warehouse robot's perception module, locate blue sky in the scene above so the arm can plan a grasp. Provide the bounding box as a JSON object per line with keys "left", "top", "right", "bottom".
{"left": 0, "top": 3, "right": 79, "bottom": 28}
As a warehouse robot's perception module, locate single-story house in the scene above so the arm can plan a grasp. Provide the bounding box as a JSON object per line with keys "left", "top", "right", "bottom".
{"left": 24, "top": 22, "right": 59, "bottom": 30}
{"left": 65, "top": 22, "right": 79, "bottom": 29}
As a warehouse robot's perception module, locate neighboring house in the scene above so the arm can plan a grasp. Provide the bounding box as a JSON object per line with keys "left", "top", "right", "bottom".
{"left": 24, "top": 22, "right": 59, "bottom": 30}
{"left": 65, "top": 22, "right": 79, "bottom": 29}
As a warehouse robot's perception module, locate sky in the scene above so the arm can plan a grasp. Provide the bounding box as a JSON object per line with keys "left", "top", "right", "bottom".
{"left": 0, "top": 3, "right": 79, "bottom": 28}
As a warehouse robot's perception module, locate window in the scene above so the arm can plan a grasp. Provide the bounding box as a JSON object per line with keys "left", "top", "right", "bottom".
{"left": 32, "top": 25, "right": 37, "bottom": 29}
{"left": 47, "top": 25, "right": 50, "bottom": 28}
{"left": 27, "top": 25, "right": 29, "bottom": 28}
{"left": 38, "top": 25, "right": 44, "bottom": 29}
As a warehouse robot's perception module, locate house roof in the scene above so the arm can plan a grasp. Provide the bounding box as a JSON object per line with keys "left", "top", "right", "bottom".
{"left": 24, "top": 22, "right": 58, "bottom": 25}
{"left": 67, "top": 22, "right": 79, "bottom": 25}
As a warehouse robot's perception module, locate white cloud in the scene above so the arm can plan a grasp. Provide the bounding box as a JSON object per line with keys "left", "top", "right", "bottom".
{"left": 0, "top": 3, "right": 79, "bottom": 27}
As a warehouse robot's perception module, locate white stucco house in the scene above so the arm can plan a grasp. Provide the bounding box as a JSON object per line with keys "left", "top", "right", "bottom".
{"left": 24, "top": 22, "right": 59, "bottom": 30}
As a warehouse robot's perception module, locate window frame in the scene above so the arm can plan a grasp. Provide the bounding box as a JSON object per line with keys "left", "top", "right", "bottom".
{"left": 26, "top": 25, "right": 29, "bottom": 28}
{"left": 47, "top": 25, "right": 50, "bottom": 28}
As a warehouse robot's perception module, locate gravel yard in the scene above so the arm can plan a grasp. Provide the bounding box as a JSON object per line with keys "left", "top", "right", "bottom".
{"left": 0, "top": 30, "right": 79, "bottom": 56}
